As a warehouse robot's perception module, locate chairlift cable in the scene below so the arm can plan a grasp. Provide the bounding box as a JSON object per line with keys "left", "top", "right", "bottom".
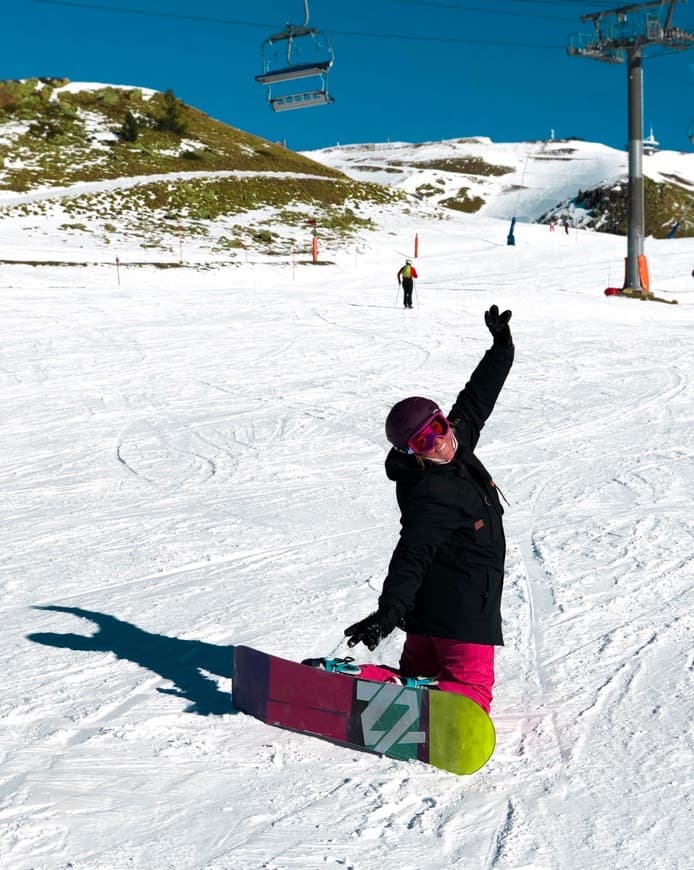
{"left": 391, "top": 0, "right": 579, "bottom": 21}
{"left": 33, "top": 0, "right": 694, "bottom": 50}
{"left": 29, "top": 0, "right": 574, "bottom": 48}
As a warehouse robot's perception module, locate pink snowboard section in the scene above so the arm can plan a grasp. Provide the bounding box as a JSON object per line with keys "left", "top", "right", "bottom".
{"left": 239, "top": 650, "right": 355, "bottom": 742}
{"left": 267, "top": 656, "right": 354, "bottom": 740}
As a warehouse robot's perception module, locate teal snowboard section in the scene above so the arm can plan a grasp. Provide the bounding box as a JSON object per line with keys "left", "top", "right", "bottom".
{"left": 232, "top": 645, "right": 495, "bottom": 775}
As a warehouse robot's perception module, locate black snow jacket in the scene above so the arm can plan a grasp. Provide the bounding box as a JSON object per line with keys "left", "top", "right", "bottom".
{"left": 378, "top": 342, "right": 514, "bottom": 645}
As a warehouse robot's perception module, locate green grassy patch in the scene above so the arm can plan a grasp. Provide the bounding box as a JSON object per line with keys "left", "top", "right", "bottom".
{"left": 394, "top": 157, "right": 513, "bottom": 177}
{"left": 575, "top": 177, "right": 694, "bottom": 238}
{"left": 0, "top": 173, "right": 395, "bottom": 251}
{"left": 415, "top": 182, "right": 446, "bottom": 197}
{"left": 439, "top": 188, "right": 485, "bottom": 213}
{"left": 59, "top": 222, "right": 89, "bottom": 231}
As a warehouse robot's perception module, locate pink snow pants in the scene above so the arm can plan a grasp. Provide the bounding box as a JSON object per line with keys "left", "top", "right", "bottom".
{"left": 358, "top": 634, "right": 495, "bottom": 713}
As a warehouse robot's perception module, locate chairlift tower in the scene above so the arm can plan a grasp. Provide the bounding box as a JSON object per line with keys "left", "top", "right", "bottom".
{"left": 568, "top": 1, "right": 694, "bottom": 298}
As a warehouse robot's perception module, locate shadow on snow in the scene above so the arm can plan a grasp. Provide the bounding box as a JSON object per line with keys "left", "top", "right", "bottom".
{"left": 27, "top": 605, "right": 236, "bottom": 716}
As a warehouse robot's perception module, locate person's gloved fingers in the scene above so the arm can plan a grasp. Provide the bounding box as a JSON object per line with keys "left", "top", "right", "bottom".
{"left": 485, "top": 305, "right": 500, "bottom": 331}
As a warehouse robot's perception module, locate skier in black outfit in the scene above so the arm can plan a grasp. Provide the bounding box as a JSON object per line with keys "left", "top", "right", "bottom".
{"left": 342, "top": 305, "right": 514, "bottom": 713}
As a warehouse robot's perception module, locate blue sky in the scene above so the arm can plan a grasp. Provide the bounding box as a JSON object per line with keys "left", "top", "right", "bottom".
{"left": 6, "top": 0, "right": 694, "bottom": 153}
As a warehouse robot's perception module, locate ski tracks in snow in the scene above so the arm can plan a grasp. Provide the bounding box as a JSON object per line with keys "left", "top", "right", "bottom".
{"left": 116, "top": 418, "right": 218, "bottom": 487}
{"left": 3, "top": 229, "right": 694, "bottom": 869}
{"left": 483, "top": 327, "right": 694, "bottom": 868}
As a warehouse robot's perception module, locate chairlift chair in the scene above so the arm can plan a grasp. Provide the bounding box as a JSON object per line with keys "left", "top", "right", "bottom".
{"left": 255, "top": 2, "right": 334, "bottom": 112}
{"left": 269, "top": 90, "right": 332, "bottom": 112}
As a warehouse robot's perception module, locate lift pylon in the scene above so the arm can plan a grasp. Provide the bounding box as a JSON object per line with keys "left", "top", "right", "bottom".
{"left": 568, "top": 1, "right": 694, "bottom": 301}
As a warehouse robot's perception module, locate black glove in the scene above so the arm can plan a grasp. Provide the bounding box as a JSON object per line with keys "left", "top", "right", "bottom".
{"left": 344, "top": 606, "right": 400, "bottom": 651}
{"left": 484, "top": 304, "right": 513, "bottom": 348}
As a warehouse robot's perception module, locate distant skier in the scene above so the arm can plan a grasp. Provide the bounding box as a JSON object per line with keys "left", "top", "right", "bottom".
{"left": 397, "top": 259, "right": 418, "bottom": 309}
{"left": 563, "top": 218, "right": 570, "bottom": 235}
{"left": 304, "top": 306, "right": 514, "bottom": 714}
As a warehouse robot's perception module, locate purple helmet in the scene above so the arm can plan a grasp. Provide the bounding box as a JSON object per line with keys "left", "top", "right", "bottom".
{"left": 385, "top": 396, "right": 440, "bottom": 451}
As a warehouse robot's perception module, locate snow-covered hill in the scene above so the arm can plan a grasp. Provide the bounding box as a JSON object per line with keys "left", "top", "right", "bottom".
{"left": 3, "top": 79, "right": 692, "bottom": 245}
{"left": 0, "top": 79, "right": 395, "bottom": 258}
{"left": 303, "top": 137, "right": 694, "bottom": 232}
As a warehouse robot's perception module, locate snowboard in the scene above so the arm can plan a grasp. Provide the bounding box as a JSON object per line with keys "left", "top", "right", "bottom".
{"left": 232, "top": 645, "right": 495, "bottom": 775}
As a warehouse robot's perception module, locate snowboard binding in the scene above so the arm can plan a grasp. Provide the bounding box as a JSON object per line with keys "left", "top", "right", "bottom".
{"left": 301, "top": 656, "right": 362, "bottom": 676}
{"left": 393, "top": 675, "right": 439, "bottom": 688}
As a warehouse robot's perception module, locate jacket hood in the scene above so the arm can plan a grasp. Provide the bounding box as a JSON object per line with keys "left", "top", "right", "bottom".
{"left": 385, "top": 448, "right": 456, "bottom": 481}
{"left": 385, "top": 448, "right": 420, "bottom": 481}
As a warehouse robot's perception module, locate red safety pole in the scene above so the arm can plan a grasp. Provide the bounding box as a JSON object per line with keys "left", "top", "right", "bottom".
{"left": 414, "top": 233, "right": 419, "bottom": 258}
{"left": 307, "top": 217, "right": 318, "bottom": 264}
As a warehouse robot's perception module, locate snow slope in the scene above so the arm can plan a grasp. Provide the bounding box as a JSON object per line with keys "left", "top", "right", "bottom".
{"left": 303, "top": 137, "right": 694, "bottom": 223}
{"left": 1, "top": 165, "right": 693, "bottom": 869}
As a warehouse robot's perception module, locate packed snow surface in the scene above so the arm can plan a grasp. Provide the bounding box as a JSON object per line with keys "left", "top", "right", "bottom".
{"left": 1, "top": 166, "right": 693, "bottom": 869}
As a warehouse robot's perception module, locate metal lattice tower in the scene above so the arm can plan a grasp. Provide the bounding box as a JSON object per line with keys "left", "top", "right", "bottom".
{"left": 568, "top": 1, "right": 694, "bottom": 297}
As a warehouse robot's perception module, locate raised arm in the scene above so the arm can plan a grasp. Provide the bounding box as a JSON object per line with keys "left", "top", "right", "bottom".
{"left": 447, "top": 305, "right": 514, "bottom": 449}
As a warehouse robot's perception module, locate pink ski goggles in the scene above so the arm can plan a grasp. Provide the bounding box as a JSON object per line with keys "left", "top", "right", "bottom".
{"left": 408, "top": 411, "right": 450, "bottom": 454}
